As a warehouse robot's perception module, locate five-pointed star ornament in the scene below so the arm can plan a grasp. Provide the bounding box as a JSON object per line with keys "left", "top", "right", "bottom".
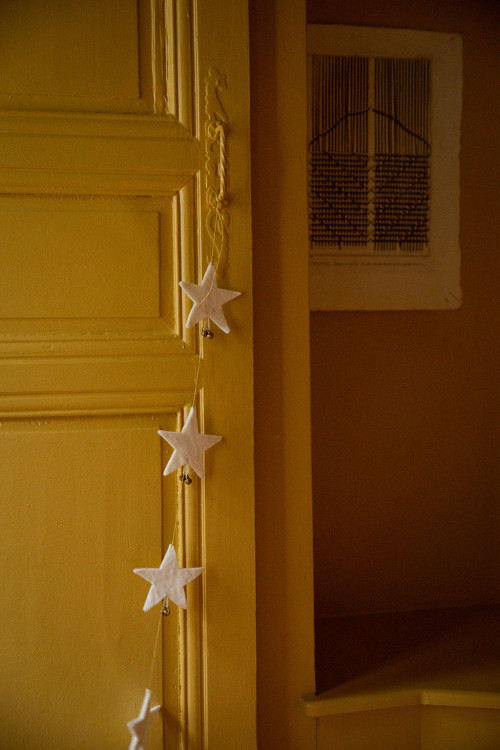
{"left": 127, "top": 688, "right": 161, "bottom": 750}
{"left": 179, "top": 262, "right": 241, "bottom": 333}
{"left": 157, "top": 406, "right": 221, "bottom": 478}
{"left": 134, "top": 544, "right": 204, "bottom": 611}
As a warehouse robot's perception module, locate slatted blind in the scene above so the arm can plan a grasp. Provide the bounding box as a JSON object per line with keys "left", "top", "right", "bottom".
{"left": 309, "top": 55, "right": 430, "bottom": 255}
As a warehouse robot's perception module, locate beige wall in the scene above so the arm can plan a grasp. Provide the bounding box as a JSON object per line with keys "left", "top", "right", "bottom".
{"left": 308, "top": 0, "right": 500, "bottom": 618}
{"left": 250, "top": 1, "right": 317, "bottom": 747}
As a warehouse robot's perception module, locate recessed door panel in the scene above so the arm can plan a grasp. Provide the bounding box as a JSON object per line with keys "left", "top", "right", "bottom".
{"left": 0, "top": 199, "right": 162, "bottom": 319}
{"left": 0, "top": 415, "right": 181, "bottom": 749}
{"left": 0, "top": 0, "right": 152, "bottom": 113}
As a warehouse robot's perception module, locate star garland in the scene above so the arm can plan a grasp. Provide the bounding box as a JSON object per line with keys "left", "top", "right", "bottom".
{"left": 127, "top": 689, "right": 161, "bottom": 750}
{"left": 180, "top": 261, "right": 241, "bottom": 334}
{"left": 134, "top": 544, "right": 204, "bottom": 612}
{"left": 127, "top": 202, "right": 240, "bottom": 746}
{"left": 157, "top": 406, "right": 222, "bottom": 479}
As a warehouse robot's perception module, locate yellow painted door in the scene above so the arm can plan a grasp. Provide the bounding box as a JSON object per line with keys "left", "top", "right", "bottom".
{"left": 0, "top": 2, "right": 255, "bottom": 748}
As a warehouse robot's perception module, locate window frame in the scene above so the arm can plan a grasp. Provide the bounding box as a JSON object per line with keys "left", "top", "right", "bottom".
{"left": 307, "top": 25, "right": 462, "bottom": 310}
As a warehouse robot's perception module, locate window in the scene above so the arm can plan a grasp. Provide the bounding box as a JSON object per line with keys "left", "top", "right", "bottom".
{"left": 308, "top": 26, "right": 462, "bottom": 310}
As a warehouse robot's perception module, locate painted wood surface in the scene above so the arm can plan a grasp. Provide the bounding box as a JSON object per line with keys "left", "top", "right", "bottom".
{"left": 0, "top": 1, "right": 255, "bottom": 748}
{"left": 250, "top": 0, "right": 317, "bottom": 748}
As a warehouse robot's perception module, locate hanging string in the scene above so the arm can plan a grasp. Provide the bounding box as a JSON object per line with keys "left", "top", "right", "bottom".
{"left": 199, "top": 203, "right": 227, "bottom": 322}
{"left": 146, "top": 608, "right": 164, "bottom": 690}
{"left": 209, "top": 203, "right": 225, "bottom": 269}
{"left": 170, "top": 514, "right": 179, "bottom": 547}
{"left": 136, "top": 8, "right": 237, "bottom": 724}
{"left": 191, "top": 355, "right": 202, "bottom": 410}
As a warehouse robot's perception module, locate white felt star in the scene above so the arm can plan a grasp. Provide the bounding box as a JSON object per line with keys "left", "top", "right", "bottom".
{"left": 127, "top": 688, "right": 161, "bottom": 750}
{"left": 134, "top": 544, "right": 204, "bottom": 611}
{"left": 179, "top": 262, "right": 241, "bottom": 333}
{"left": 157, "top": 407, "right": 221, "bottom": 478}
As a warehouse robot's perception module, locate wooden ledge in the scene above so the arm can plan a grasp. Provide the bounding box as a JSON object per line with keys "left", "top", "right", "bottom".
{"left": 301, "top": 688, "right": 500, "bottom": 717}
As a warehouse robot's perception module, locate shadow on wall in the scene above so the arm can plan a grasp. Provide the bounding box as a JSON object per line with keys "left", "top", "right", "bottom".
{"left": 308, "top": 0, "right": 500, "bottom": 622}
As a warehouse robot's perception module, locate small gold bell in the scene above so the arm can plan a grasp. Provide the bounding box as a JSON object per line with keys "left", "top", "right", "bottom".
{"left": 179, "top": 472, "right": 192, "bottom": 485}
{"left": 161, "top": 602, "right": 171, "bottom": 616}
{"left": 201, "top": 326, "right": 214, "bottom": 339}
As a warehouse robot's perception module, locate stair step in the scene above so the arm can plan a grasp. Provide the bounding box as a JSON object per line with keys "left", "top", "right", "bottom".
{"left": 303, "top": 604, "right": 500, "bottom": 749}
{"left": 302, "top": 687, "right": 500, "bottom": 716}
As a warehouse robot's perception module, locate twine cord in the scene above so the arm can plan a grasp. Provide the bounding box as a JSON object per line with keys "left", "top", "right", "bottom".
{"left": 143, "top": 9, "right": 235, "bottom": 701}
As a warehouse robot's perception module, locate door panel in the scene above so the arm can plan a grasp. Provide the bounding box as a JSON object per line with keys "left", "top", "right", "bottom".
{"left": 1, "top": 416, "right": 168, "bottom": 748}
{"left": 0, "top": 198, "right": 165, "bottom": 320}
{"left": 0, "top": 1, "right": 254, "bottom": 748}
{"left": 0, "top": 0, "right": 154, "bottom": 113}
